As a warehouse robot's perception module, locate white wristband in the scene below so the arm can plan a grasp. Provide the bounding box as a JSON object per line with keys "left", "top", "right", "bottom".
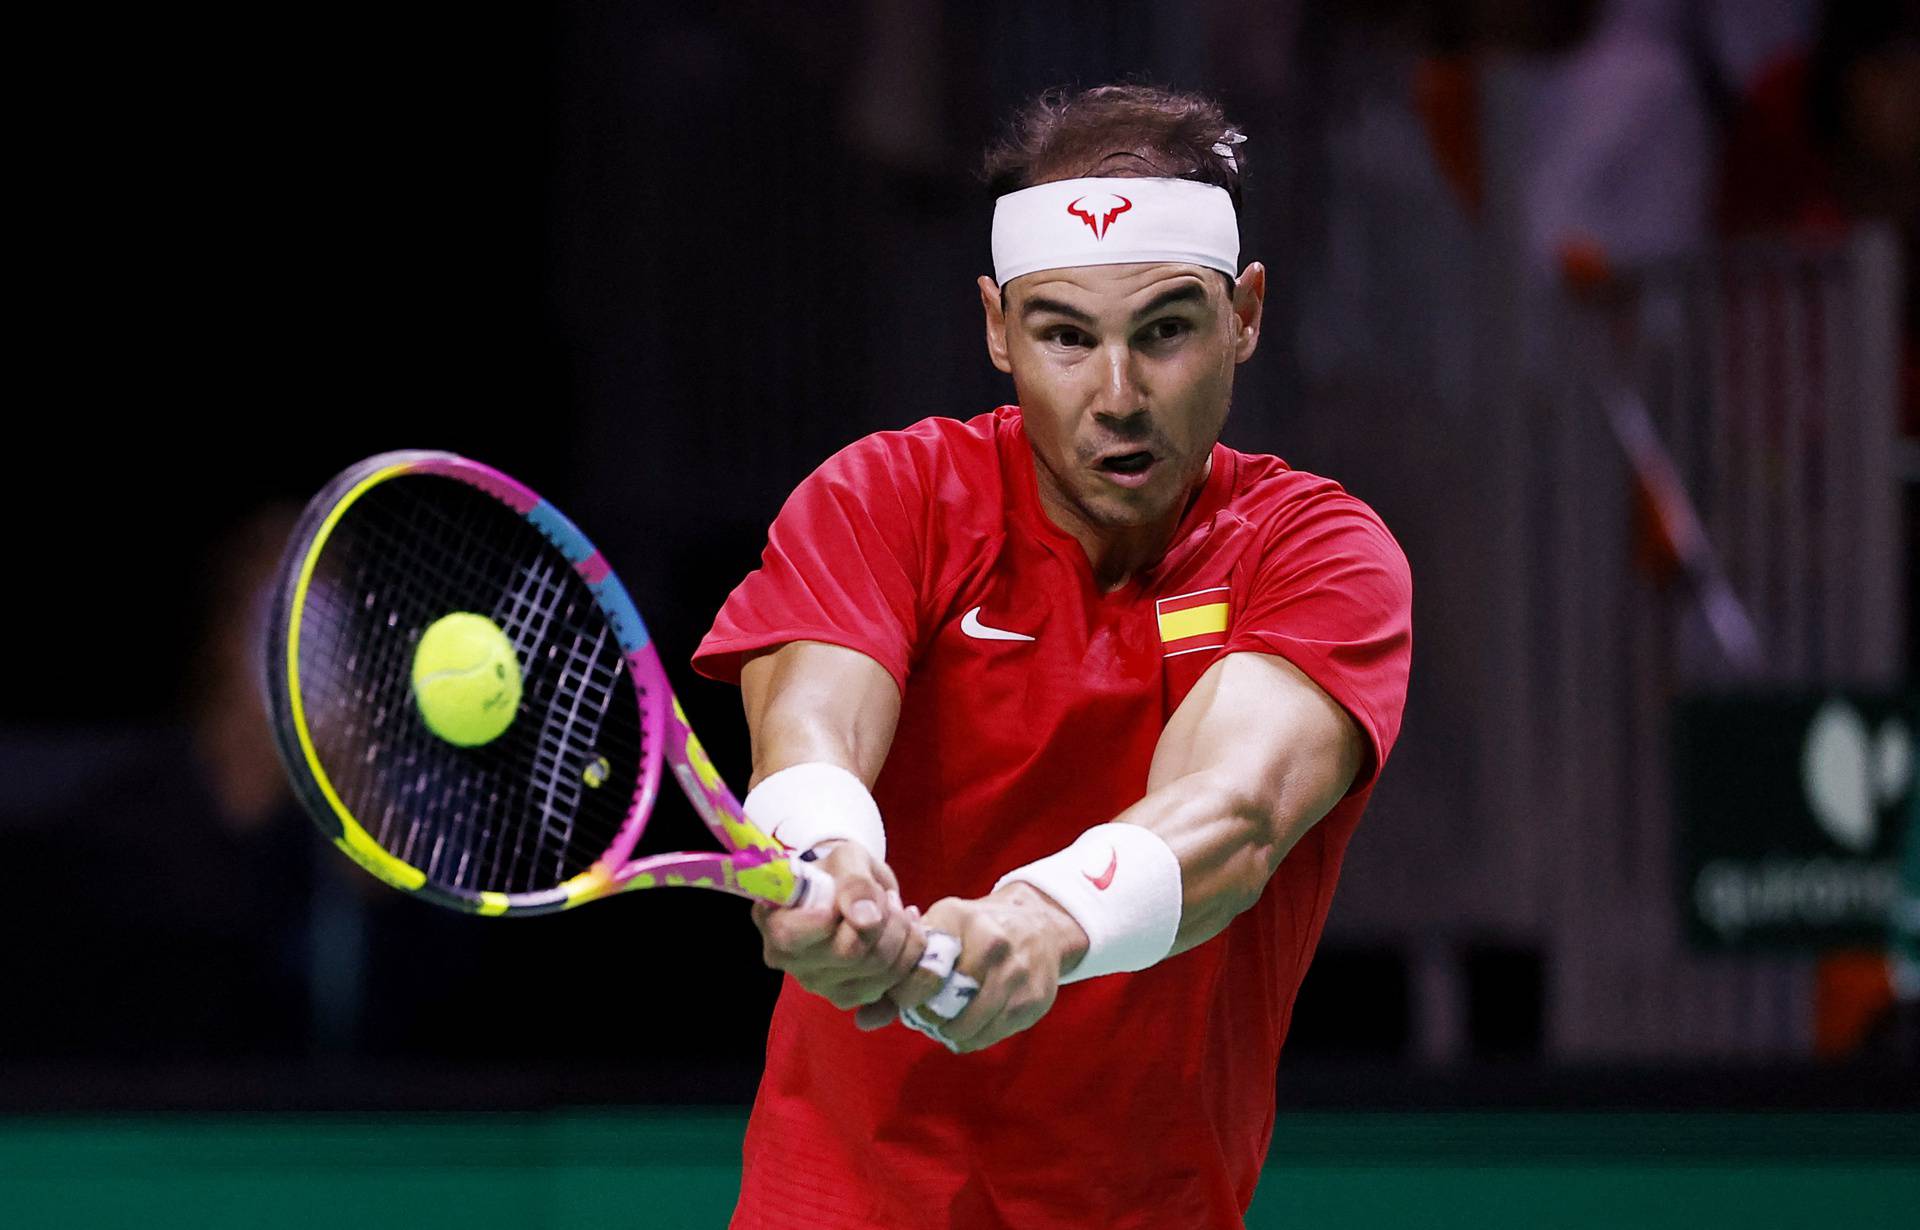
{"left": 994, "top": 822, "right": 1182, "bottom": 984}
{"left": 742, "top": 762, "right": 886, "bottom": 862}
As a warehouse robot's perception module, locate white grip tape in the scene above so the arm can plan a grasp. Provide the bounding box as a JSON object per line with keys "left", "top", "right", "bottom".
{"left": 917, "top": 929, "right": 960, "bottom": 981}
{"left": 925, "top": 969, "right": 980, "bottom": 1020}
{"left": 913, "top": 931, "right": 980, "bottom": 1020}
{"left": 743, "top": 762, "right": 886, "bottom": 863}
{"left": 899, "top": 930, "right": 980, "bottom": 1050}
{"left": 994, "top": 822, "right": 1183, "bottom": 984}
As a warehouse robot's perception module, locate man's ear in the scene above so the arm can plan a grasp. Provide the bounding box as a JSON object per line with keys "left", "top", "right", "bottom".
{"left": 979, "top": 275, "right": 1013, "bottom": 374}
{"left": 1230, "top": 262, "right": 1265, "bottom": 364}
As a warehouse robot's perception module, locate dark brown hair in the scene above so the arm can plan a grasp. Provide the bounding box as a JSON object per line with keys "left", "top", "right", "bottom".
{"left": 982, "top": 83, "right": 1246, "bottom": 208}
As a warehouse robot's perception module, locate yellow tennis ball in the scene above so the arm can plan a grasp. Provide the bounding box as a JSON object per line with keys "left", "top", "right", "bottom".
{"left": 411, "top": 612, "right": 523, "bottom": 747}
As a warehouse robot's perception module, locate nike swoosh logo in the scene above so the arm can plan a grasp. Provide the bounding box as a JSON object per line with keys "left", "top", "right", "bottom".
{"left": 960, "top": 606, "right": 1035, "bottom": 642}
{"left": 1085, "top": 849, "right": 1118, "bottom": 891}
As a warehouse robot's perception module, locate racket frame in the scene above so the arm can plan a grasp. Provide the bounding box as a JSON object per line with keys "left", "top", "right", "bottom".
{"left": 267, "top": 450, "right": 821, "bottom": 917}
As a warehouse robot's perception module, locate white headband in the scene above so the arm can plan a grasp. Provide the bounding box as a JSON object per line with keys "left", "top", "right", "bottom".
{"left": 991, "top": 176, "right": 1239, "bottom": 286}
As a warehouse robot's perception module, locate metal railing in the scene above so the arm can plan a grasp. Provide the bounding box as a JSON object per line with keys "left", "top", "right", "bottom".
{"left": 1313, "top": 228, "right": 1906, "bottom": 1063}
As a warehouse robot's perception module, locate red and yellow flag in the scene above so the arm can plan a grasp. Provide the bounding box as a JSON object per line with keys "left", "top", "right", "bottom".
{"left": 1156, "top": 586, "right": 1230, "bottom": 657}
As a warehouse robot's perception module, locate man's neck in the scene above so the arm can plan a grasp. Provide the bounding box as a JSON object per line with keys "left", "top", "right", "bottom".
{"left": 1035, "top": 453, "right": 1212, "bottom": 593}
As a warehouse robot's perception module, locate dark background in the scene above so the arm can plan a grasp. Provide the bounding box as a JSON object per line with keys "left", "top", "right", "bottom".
{"left": 5, "top": 0, "right": 1916, "bottom": 1110}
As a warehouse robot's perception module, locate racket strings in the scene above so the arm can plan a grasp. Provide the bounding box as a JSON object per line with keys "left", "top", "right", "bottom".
{"left": 350, "top": 506, "right": 635, "bottom": 890}
{"left": 495, "top": 603, "right": 617, "bottom": 891}
{"left": 294, "top": 475, "right": 645, "bottom": 896}
{"left": 305, "top": 486, "right": 532, "bottom": 870}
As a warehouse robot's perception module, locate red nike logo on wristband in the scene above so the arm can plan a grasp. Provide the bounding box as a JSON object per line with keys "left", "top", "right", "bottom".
{"left": 1085, "top": 849, "right": 1118, "bottom": 891}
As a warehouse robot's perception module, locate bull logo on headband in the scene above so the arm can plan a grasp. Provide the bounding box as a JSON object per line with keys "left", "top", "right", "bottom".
{"left": 1066, "top": 194, "right": 1132, "bottom": 240}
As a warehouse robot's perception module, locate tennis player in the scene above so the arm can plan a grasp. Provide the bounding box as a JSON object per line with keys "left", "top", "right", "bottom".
{"left": 695, "top": 84, "right": 1413, "bottom": 1229}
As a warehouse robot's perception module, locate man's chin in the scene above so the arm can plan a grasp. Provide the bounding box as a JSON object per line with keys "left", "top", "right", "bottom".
{"left": 1078, "top": 487, "right": 1173, "bottom": 530}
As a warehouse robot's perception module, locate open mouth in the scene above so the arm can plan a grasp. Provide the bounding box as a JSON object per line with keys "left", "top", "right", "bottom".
{"left": 1096, "top": 450, "right": 1158, "bottom": 487}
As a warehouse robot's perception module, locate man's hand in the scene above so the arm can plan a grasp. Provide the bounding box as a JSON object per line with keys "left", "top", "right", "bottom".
{"left": 751, "top": 840, "right": 924, "bottom": 1010}
{"left": 879, "top": 881, "right": 1090, "bottom": 1052}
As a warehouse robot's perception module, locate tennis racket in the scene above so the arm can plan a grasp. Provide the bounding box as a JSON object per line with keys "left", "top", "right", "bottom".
{"left": 263, "top": 450, "right": 976, "bottom": 1026}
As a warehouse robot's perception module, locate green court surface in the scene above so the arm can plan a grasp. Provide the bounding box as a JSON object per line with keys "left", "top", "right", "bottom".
{"left": 1, "top": 1111, "right": 1914, "bottom": 1228}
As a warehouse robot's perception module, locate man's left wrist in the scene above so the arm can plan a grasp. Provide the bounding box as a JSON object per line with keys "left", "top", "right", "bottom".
{"left": 991, "top": 880, "right": 1090, "bottom": 976}
{"left": 992, "top": 822, "right": 1184, "bottom": 983}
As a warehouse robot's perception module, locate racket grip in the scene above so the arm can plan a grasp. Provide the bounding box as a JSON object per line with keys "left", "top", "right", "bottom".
{"left": 899, "top": 967, "right": 981, "bottom": 1053}
{"left": 899, "top": 928, "right": 980, "bottom": 1051}
{"left": 778, "top": 858, "right": 979, "bottom": 1020}
{"left": 924, "top": 967, "right": 981, "bottom": 1021}
{"left": 784, "top": 859, "right": 835, "bottom": 910}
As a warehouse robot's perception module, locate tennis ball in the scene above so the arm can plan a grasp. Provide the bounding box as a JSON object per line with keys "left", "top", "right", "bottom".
{"left": 411, "top": 612, "right": 523, "bottom": 747}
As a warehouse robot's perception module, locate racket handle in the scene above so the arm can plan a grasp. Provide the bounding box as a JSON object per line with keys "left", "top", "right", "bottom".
{"left": 923, "top": 968, "right": 981, "bottom": 1021}
{"left": 780, "top": 866, "right": 978, "bottom": 1046}
{"left": 911, "top": 930, "right": 980, "bottom": 1021}
{"left": 899, "top": 929, "right": 981, "bottom": 1051}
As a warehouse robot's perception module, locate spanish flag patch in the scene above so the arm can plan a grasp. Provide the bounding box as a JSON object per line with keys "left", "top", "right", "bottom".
{"left": 1156, "top": 586, "right": 1230, "bottom": 657}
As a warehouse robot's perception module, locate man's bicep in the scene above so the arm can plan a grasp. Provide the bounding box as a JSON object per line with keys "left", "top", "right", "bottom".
{"left": 741, "top": 641, "right": 903, "bottom": 788}
{"left": 1148, "top": 652, "right": 1363, "bottom": 832}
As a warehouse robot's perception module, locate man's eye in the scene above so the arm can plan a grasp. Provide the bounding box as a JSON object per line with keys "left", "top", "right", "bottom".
{"left": 1147, "top": 319, "right": 1189, "bottom": 341}
{"left": 1049, "top": 328, "right": 1089, "bottom": 348}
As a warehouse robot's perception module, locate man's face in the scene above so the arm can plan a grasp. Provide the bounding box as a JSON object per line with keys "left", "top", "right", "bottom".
{"left": 981, "top": 261, "right": 1264, "bottom": 535}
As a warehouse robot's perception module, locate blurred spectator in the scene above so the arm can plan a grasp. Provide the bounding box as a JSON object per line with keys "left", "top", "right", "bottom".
{"left": 1720, "top": 0, "right": 1918, "bottom": 434}
{"left": 1720, "top": 0, "right": 1920, "bottom": 235}
{"left": 1503, "top": 0, "right": 1713, "bottom": 274}
{"left": 0, "top": 509, "right": 313, "bottom": 1061}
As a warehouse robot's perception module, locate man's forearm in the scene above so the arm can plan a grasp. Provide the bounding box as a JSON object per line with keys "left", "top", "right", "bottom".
{"left": 749, "top": 706, "right": 872, "bottom": 790}
{"left": 1108, "top": 769, "right": 1309, "bottom": 957}
{"left": 740, "top": 642, "right": 901, "bottom": 789}
{"left": 1006, "top": 751, "right": 1354, "bottom": 974}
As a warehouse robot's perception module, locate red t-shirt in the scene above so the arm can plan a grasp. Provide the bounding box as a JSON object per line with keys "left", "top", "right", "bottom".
{"left": 695, "top": 407, "right": 1412, "bottom": 1229}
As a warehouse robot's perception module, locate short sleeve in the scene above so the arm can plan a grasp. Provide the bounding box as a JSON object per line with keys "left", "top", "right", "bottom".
{"left": 1225, "top": 490, "right": 1413, "bottom": 791}
{"left": 693, "top": 435, "right": 926, "bottom": 692}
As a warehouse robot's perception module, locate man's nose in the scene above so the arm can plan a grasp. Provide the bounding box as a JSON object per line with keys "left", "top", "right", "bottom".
{"left": 1091, "top": 342, "right": 1145, "bottom": 420}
